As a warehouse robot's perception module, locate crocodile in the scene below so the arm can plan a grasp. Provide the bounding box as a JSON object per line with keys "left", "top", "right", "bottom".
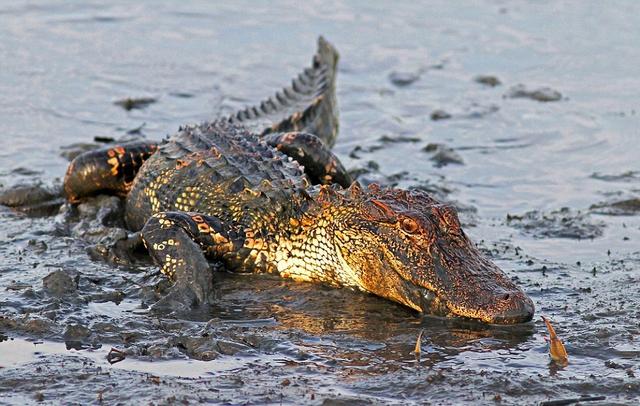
{"left": 46, "top": 37, "right": 533, "bottom": 323}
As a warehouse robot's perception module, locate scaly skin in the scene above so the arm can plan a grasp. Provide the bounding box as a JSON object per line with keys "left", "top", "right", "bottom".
{"left": 124, "top": 120, "right": 534, "bottom": 323}
{"left": 57, "top": 37, "right": 534, "bottom": 324}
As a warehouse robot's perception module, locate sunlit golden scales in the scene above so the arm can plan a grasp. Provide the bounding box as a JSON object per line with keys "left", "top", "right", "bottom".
{"left": 159, "top": 253, "right": 185, "bottom": 279}
{"left": 212, "top": 233, "right": 228, "bottom": 245}
{"left": 150, "top": 212, "right": 175, "bottom": 230}
{"left": 197, "top": 222, "right": 210, "bottom": 233}
{"left": 143, "top": 169, "right": 174, "bottom": 213}
{"left": 107, "top": 156, "right": 119, "bottom": 176}
{"left": 103, "top": 146, "right": 128, "bottom": 177}
{"left": 241, "top": 187, "right": 261, "bottom": 198}
{"left": 175, "top": 158, "right": 190, "bottom": 169}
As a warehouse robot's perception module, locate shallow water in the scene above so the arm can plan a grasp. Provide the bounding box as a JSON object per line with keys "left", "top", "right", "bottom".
{"left": 1, "top": 1, "right": 639, "bottom": 404}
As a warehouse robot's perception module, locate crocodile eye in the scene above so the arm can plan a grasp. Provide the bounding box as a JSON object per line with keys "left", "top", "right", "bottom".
{"left": 401, "top": 218, "right": 419, "bottom": 234}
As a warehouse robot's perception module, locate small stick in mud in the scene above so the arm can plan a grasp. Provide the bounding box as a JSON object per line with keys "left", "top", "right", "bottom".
{"left": 96, "top": 388, "right": 109, "bottom": 403}
{"left": 539, "top": 395, "right": 606, "bottom": 406}
{"left": 414, "top": 329, "right": 424, "bottom": 355}
{"left": 106, "top": 347, "right": 127, "bottom": 365}
{"left": 542, "top": 316, "right": 568, "bottom": 366}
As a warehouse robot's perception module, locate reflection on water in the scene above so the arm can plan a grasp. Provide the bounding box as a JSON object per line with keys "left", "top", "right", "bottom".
{"left": 1, "top": 0, "right": 640, "bottom": 404}
{"left": 0, "top": 337, "right": 272, "bottom": 378}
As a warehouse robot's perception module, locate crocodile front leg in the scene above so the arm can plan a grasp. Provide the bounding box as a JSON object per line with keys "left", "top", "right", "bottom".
{"left": 141, "top": 211, "right": 244, "bottom": 310}
{"left": 264, "top": 131, "right": 351, "bottom": 187}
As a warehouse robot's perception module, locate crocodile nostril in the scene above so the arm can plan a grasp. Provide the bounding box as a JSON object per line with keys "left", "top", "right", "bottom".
{"left": 490, "top": 291, "right": 535, "bottom": 324}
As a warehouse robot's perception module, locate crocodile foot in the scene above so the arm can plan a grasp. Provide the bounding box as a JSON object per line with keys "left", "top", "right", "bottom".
{"left": 150, "top": 256, "right": 215, "bottom": 313}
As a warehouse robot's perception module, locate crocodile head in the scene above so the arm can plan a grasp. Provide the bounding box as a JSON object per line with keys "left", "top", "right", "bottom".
{"left": 315, "top": 182, "right": 534, "bottom": 324}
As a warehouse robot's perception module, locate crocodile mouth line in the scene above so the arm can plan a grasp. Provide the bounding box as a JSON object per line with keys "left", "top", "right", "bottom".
{"left": 417, "top": 286, "right": 534, "bottom": 325}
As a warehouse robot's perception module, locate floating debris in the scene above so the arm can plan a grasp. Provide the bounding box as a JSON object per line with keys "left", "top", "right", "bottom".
{"left": 505, "top": 84, "right": 562, "bottom": 102}
{"left": 590, "top": 198, "right": 640, "bottom": 216}
{"left": 463, "top": 104, "right": 499, "bottom": 119}
{"left": 542, "top": 316, "right": 568, "bottom": 366}
{"left": 430, "top": 109, "right": 451, "bottom": 121}
{"left": 474, "top": 75, "right": 501, "bottom": 87}
{"left": 590, "top": 171, "right": 640, "bottom": 183}
{"left": 389, "top": 71, "right": 420, "bottom": 87}
{"left": 169, "top": 92, "right": 194, "bottom": 98}
{"left": 93, "top": 136, "right": 115, "bottom": 143}
{"left": 378, "top": 135, "right": 421, "bottom": 144}
{"left": 422, "top": 143, "right": 464, "bottom": 167}
{"left": 114, "top": 97, "right": 157, "bottom": 111}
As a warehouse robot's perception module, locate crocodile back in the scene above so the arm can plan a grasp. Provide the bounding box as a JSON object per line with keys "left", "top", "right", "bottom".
{"left": 125, "top": 121, "right": 308, "bottom": 232}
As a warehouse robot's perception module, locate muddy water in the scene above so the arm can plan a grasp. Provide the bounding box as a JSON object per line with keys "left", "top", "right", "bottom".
{"left": 1, "top": 1, "right": 639, "bottom": 404}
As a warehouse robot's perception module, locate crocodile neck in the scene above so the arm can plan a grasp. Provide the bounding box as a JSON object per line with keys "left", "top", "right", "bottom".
{"left": 275, "top": 208, "right": 361, "bottom": 289}
{"left": 239, "top": 187, "right": 363, "bottom": 290}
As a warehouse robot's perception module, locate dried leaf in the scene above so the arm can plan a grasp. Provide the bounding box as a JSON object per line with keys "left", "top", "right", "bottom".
{"left": 414, "top": 329, "right": 424, "bottom": 354}
{"left": 542, "top": 316, "right": 568, "bottom": 365}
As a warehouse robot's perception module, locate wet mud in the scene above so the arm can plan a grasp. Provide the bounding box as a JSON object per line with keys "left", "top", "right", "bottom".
{"left": 506, "top": 208, "right": 605, "bottom": 240}
{"left": 590, "top": 198, "right": 640, "bottom": 216}
{"left": 1, "top": 1, "right": 640, "bottom": 405}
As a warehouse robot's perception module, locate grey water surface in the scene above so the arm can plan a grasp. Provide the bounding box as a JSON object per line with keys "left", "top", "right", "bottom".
{"left": 1, "top": 1, "right": 639, "bottom": 404}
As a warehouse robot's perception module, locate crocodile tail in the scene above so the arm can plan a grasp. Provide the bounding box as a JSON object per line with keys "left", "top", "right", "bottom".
{"left": 225, "top": 36, "right": 340, "bottom": 147}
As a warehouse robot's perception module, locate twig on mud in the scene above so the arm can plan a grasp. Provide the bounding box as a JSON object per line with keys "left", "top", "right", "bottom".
{"left": 414, "top": 329, "right": 424, "bottom": 355}
{"left": 106, "top": 347, "right": 127, "bottom": 364}
{"left": 539, "top": 395, "right": 606, "bottom": 406}
{"left": 148, "top": 375, "right": 161, "bottom": 385}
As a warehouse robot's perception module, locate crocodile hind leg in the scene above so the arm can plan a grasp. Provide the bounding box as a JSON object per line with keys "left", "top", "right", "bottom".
{"left": 64, "top": 141, "right": 158, "bottom": 202}
{"left": 141, "top": 211, "right": 244, "bottom": 310}
{"left": 264, "top": 131, "right": 352, "bottom": 187}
